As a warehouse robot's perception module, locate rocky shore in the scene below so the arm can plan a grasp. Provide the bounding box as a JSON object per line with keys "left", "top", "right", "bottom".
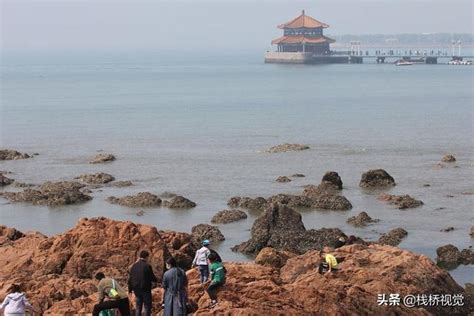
{"left": 0, "top": 217, "right": 470, "bottom": 315}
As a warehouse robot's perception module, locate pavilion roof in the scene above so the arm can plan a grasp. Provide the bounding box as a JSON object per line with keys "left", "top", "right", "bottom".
{"left": 278, "top": 10, "right": 329, "bottom": 29}
{"left": 271, "top": 35, "right": 335, "bottom": 45}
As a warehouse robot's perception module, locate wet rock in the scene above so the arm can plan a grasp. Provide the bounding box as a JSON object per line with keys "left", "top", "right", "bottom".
{"left": 359, "top": 169, "right": 396, "bottom": 189}
{"left": 291, "top": 174, "right": 305, "bottom": 178}
{"left": 310, "top": 194, "right": 352, "bottom": 211}
{"left": 107, "top": 192, "right": 162, "bottom": 208}
{"left": 108, "top": 180, "right": 133, "bottom": 187}
{"left": 442, "top": 154, "right": 456, "bottom": 163}
{"left": 471, "top": 226, "right": 474, "bottom": 236}
{"left": 437, "top": 245, "right": 463, "bottom": 266}
{"left": 265, "top": 143, "right": 310, "bottom": 153}
{"left": 347, "top": 211, "right": 379, "bottom": 227}
{"left": 159, "top": 192, "right": 177, "bottom": 198}
{"left": 321, "top": 171, "right": 343, "bottom": 190}
{"left": 275, "top": 176, "right": 291, "bottom": 183}
{"left": 0, "top": 181, "right": 92, "bottom": 206}
{"left": 191, "top": 224, "right": 225, "bottom": 243}
{"left": 89, "top": 153, "right": 116, "bottom": 164}
{"left": 233, "top": 203, "right": 346, "bottom": 254}
{"left": 211, "top": 209, "right": 247, "bottom": 224}
{"left": 75, "top": 172, "right": 115, "bottom": 184}
{"left": 378, "top": 228, "right": 408, "bottom": 246}
{"left": 255, "top": 247, "right": 296, "bottom": 268}
{"left": 163, "top": 195, "right": 196, "bottom": 209}
{"left": 267, "top": 194, "right": 313, "bottom": 208}
{"left": 378, "top": 193, "right": 423, "bottom": 209}
{"left": 136, "top": 210, "right": 145, "bottom": 216}
{"left": 0, "top": 149, "right": 31, "bottom": 160}
{"left": 0, "top": 174, "right": 14, "bottom": 186}
{"left": 227, "top": 196, "right": 268, "bottom": 212}
{"left": 440, "top": 227, "right": 455, "bottom": 232}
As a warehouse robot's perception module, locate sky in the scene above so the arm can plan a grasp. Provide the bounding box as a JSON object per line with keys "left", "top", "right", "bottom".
{"left": 1, "top": 0, "right": 473, "bottom": 54}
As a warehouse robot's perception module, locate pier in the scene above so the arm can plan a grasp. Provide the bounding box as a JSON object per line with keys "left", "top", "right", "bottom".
{"left": 265, "top": 11, "right": 473, "bottom": 65}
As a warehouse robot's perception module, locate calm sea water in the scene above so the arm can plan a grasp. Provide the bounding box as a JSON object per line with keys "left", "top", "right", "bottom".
{"left": 1, "top": 51, "right": 473, "bottom": 284}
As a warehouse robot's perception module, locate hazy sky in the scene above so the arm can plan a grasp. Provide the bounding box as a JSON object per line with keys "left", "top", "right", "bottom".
{"left": 1, "top": 0, "right": 473, "bottom": 53}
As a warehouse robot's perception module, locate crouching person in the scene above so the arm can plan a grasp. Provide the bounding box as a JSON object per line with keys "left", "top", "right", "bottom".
{"left": 206, "top": 253, "right": 226, "bottom": 308}
{"left": 93, "top": 272, "right": 131, "bottom": 316}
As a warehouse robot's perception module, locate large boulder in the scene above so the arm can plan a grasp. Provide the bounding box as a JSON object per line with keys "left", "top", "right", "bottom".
{"left": 0, "top": 173, "right": 14, "bottom": 186}
{"left": 378, "top": 193, "right": 423, "bottom": 209}
{"left": 265, "top": 143, "right": 310, "bottom": 153}
{"left": 310, "top": 193, "right": 352, "bottom": 211}
{"left": 191, "top": 224, "right": 225, "bottom": 243}
{"left": 359, "top": 169, "right": 396, "bottom": 189}
{"left": 107, "top": 192, "right": 162, "bottom": 208}
{"left": 159, "top": 230, "right": 197, "bottom": 269}
{"left": 0, "top": 181, "right": 92, "bottom": 206}
{"left": 75, "top": 172, "right": 115, "bottom": 184}
{"left": 378, "top": 228, "right": 408, "bottom": 246}
{"left": 436, "top": 244, "right": 474, "bottom": 269}
{"left": 233, "top": 203, "right": 345, "bottom": 254}
{"left": 347, "top": 211, "right": 379, "bottom": 227}
{"left": 0, "top": 149, "right": 31, "bottom": 160}
{"left": 0, "top": 218, "right": 192, "bottom": 314}
{"left": 211, "top": 209, "right": 247, "bottom": 224}
{"left": 163, "top": 195, "right": 196, "bottom": 209}
{"left": 89, "top": 153, "right": 116, "bottom": 164}
{"left": 184, "top": 244, "right": 470, "bottom": 315}
{"left": 321, "top": 171, "right": 343, "bottom": 190}
{"left": 0, "top": 226, "right": 25, "bottom": 245}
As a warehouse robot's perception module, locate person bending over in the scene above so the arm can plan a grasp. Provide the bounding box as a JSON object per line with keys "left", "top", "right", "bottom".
{"left": 93, "top": 272, "right": 131, "bottom": 316}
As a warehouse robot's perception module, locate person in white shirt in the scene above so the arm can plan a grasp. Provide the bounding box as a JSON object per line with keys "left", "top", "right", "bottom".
{"left": 192, "top": 239, "right": 211, "bottom": 283}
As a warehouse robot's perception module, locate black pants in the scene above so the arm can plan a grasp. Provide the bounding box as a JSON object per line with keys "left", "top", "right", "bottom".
{"left": 134, "top": 291, "right": 152, "bottom": 316}
{"left": 206, "top": 282, "right": 223, "bottom": 301}
{"left": 93, "top": 298, "right": 131, "bottom": 316}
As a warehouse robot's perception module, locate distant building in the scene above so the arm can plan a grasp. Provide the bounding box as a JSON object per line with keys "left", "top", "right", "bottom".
{"left": 271, "top": 10, "right": 335, "bottom": 55}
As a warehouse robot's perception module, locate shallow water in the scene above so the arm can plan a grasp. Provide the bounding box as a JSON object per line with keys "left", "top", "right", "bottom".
{"left": 1, "top": 52, "right": 473, "bottom": 284}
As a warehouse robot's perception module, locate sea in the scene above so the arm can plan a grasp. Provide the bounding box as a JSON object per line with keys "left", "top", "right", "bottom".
{"left": 1, "top": 51, "right": 473, "bottom": 285}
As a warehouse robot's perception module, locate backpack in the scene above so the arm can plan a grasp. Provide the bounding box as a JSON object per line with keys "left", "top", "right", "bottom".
{"left": 107, "top": 279, "right": 120, "bottom": 299}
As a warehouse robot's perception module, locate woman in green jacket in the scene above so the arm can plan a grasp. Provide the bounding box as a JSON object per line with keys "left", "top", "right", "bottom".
{"left": 206, "top": 253, "right": 225, "bottom": 308}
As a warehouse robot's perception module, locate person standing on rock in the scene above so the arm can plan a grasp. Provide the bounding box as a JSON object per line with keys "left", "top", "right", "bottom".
{"left": 162, "top": 257, "right": 188, "bottom": 316}
{"left": 93, "top": 272, "right": 131, "bottom": 316}
{"left": 192, "top": 240, "right": 211, "bottom": 283}
{"left": 0, "top": 284, "right": 33, "bottom": 316}
{"left": 206, "top": 252, "right": 226, "bottom": 308}
{"left": 128, "top": 250, "right": 158, "bottom": 316}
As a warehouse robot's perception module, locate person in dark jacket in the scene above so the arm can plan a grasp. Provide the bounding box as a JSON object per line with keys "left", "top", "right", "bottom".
{"left": 128, "top": 250, "right": 158, "bottom": 316}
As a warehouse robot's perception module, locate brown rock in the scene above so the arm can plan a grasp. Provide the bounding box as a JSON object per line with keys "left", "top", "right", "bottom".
{"left": 0, "top": 181, "right": 92, "bottom": 206}
{"left": 109, "top": 180, "right": 133, "bottom": 187}
{"left": 471, "top": 226, "right": 474, "bottom": 236}
{"left": 378, "top": 228, "right": 408, "bottom": 246}
{"left": 211, "top": 209, "right": 247, "bottom": 224}
{"left": 75, "top": 172, "right": 115, "bottom": 184}
{"left": 378, "top": 193, "right": 423, "bottom": 209}
{"left": 107, "top": 192, "right": 162, "bottom": 208}
{"left": 310, "top": 193, "right": 352, "bottom": 211}
{"left": 191, "top": 224, "right": 225, "bottom": 243}
{"left": 265, "top": 143, "right": 310, "bottom": 153}
{"left": 347, "top": 211, "right": 379, "bottom": 227}
{"left": 227, "top": 196, "right": 268, "bottom": 212}
{"left": 159, "top": 230, "right": 197, "bottom": 269}
{"left": 321, "top": 171, "right": 343, "bottom": 190}
{"left": 359, "top": 169, "right": 396, "bottom": 188}
{"left": 255, "top": 247, "right": 296, "bottom": 268}
{"left": 275, "top": 176, "right": 291, "bottom": 183}
{"left": 0, "top": 149, "right": 31, "bottom": 160}
{"left": 89, "top": 153, "right": 116, "bottom": 164}
{"left": 442, "top": 154, "right": 456, "bottom": 163}
{"left": 0, "top": 174, "right": 14, "bottom": 186}
{"left": 233, "top": 203, "right": 346, "bottom": 254}
{"left": 163, "top": 195, "right": 196, "bottom": 209}
{"left": 13, "top": 182, "right": 36, "bottom": 188}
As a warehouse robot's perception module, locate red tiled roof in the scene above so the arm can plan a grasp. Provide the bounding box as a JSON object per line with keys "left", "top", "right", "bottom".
{"left": 271, "top": 35, "right": 335, "bottom": 45}
{"left": 278, "top": 10, "right": 329, "bottom": 29}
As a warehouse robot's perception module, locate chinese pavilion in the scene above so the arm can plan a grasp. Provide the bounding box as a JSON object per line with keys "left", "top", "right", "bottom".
{"left": 271, "top": 10, "right": 335, "bottom": 55}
